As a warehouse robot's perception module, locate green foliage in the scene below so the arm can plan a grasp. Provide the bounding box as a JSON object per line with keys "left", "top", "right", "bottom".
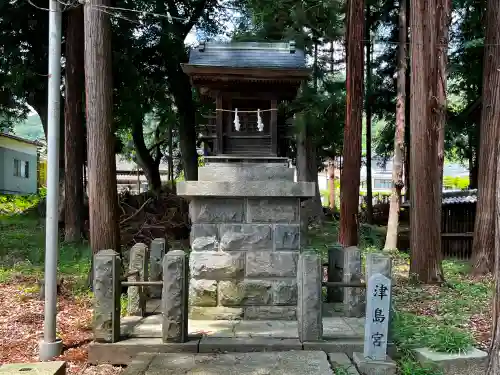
{"left": 0, "top": 193, "right": 40, "bottom": 215}
{"left": 0, "top": 214, "right": 91, "bottom": 285}
{"left": 391, "top": 311, "right": 473, "bottom": 354}
{"left": 442, "top": 176, "right": 470, "bottom": 190}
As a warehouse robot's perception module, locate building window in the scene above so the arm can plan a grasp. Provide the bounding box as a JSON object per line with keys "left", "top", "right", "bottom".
{"left": 13, "top": 159, "right": 20, "bottom": 177}
{"left": 374, "top": 179, "right": 392, "bottom": 189}
{"left": 13, "top": 159, "right": 30, "bottom": 178}
{"left": 23, "top": 161, "right": 30, "bottom": 178}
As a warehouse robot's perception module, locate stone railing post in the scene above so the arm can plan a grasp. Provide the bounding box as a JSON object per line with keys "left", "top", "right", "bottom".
{"left": 93, "top": 249, "right": 121, "bottom": 343}
{"left": 150, "top": 238, "right": 166, "bottom": 298}
{"left": 298, "top": 251, "right": 323, "bottom": 342}
{"left": 365, "top": 253, "right": 392, "bottom": 279}
{"left": 162, "top": 250, "right": 188, "bottom": 343}
{"left": 327, "top": 245, "right": 343, "bottom": 303}
{"left": 127, "top": 243, "right": 149, "bottom": 316}
{"left": 343, "top": 246, "right": 364, "bottom": 317}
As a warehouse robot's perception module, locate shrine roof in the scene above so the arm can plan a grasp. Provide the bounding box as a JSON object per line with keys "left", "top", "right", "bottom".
{"left": 187, "top": 41, "right": 306, "bottom": 70}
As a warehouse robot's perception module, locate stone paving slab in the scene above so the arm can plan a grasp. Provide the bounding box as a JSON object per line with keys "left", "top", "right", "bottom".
{"left": 199, "top": 337, "right": 302, "bottom": 353}
{"left": 120, "top": 315, "right": 363, "bottom": 340}
{"left": 0, "top": 362, "right": 66, "bottom": 375}
{"left": 122, "top": 351, "right": 334, "bottom": 375}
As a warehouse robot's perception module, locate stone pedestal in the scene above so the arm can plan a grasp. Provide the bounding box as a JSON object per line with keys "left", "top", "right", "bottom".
{"left": 177, "top": 158, "right": 315, "bottom": 321}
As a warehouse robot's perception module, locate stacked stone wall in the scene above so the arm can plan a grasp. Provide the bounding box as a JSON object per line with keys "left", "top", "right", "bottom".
{"left": 189, "top": 197, "right": 301, "bottom": 320}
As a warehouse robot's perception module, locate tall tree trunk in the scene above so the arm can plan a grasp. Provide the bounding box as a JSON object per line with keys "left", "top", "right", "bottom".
{"left": 486, "top": 0, "right": 500, "bottom": 370}
{"left": 64, "top": 6, "right": 85, "bottom": 242}
{"left": 384, "top": 0, "right": 407, "bottom": 250}
{"left": 435, "top": 0, "right": 451, "bottom": 256}
{"left": 404, "top": 0, "right": 411, "bottom": 201}
{"left": 472, "top": 0, "right": 500, "bottom": 276}
{"left": 131, "top": 119, "right": 162, "bottom": 191}
{"left": 306, "top": 135, "right": 324, "bottom": 224}
{"left": 168, "top": 124, "right": 174, "bottom": 182}
{"left": 339, "top": 0, "right": 364, "bottom": 246}
{"left": 365, "top": 5, "right": 373, "bottom": 225}
{"left": 175, "top": 83, "right": 198, "bottom": 181}
{"left": 297, "top": 120, "right": 324, "bottom": 226}
{"left": 308, "top": 41, "right": 324, "bottom": 224}
{"left": 328, "top": 159, "right": 336, "bottom": 210}
{"left": 84, "top": 0, "right": 120, "bottom": 254}
{"left": 409, "top": 0, "right": 445, "bottom": 283}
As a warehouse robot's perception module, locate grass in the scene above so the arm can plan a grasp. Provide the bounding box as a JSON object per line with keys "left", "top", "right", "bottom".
{"left": 0, "top": 193, "right": 91, "bottom": 292}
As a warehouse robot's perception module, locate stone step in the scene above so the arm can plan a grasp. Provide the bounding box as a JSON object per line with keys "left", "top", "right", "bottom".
{"left": 88, "top": 337, "right": 366, "bottom": 366}
{"left": 120, "top": 351, "right": 356, "bottom": 375}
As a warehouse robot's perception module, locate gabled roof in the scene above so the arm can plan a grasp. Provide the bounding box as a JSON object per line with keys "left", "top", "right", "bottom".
{"left": 0, "top": 132, "right": 44, "bottom": 147}
{"left": 187, "top": 41, "right": 307, "bottom": 70}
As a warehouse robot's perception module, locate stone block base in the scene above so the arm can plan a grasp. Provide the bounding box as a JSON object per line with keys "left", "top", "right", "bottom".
{"left": 352, "top": 352, "right": 397, "bottom": 375}
{"left": 199, "top": 337, "right": 302, "bottom": 353}
{"left": 0, "top": 362, "right": 66, "bottom": 375}
{"left": 413, "top": 347, "right": 487, "bottom": 375}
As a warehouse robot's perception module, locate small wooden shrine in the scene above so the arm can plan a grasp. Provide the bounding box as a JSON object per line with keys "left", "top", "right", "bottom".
{"left": 181, "top": 41, "right": 310, "bottom": 157}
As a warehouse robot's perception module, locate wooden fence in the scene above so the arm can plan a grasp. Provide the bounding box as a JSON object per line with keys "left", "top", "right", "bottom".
{"left": 441, "top": 202, "right": 475, "bottom": 260}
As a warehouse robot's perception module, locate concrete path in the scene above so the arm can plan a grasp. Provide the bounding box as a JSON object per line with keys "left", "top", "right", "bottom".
{"left": 122, "top": 351, "right": 360, "bottom": 375}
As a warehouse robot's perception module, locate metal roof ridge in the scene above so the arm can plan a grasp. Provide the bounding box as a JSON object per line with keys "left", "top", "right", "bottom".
{"left": 197, "top": 41, "right": 295, "bottom": 51}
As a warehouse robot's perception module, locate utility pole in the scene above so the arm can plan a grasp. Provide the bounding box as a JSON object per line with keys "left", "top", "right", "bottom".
{"left": 40, "top": 0, "right": 63, "bottom": 361}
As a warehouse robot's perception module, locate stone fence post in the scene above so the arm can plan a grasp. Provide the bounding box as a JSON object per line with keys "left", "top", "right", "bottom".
{"left": 298, "top": 251, "right": 323, "bottom": 342}
{"left": 150, "top": 238, "right": 166, "bottom": 298}
{"left": 327, "top": 245, "right": 343, "bottom": 303}
{"left": 93, "top": 249, "right": 121, "bottom": 343}
{"left": 343, "top": 246, "right": 364, "bottom": 317}
{"left": 162, "top": 250, "right": 189, "bottom": 343}
{"left": 127, "top": 243, "right": 149, "bottom": 316}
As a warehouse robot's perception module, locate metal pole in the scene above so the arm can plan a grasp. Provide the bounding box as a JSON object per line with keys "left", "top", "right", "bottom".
{"left": 39, "top": 0, "right": 63, "bottom": 361}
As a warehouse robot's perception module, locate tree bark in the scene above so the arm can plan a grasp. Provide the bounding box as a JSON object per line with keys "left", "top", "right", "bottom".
{"left": 84, "top": 0, "right": 120, "bottom": 254}
{"left": 471, "top": 0, "right": 500, "bottom": 276}
{"left": 328, "top": 159, "right": 336, "bottom": 210}
{"left": 339, "top": 0, "right": 364, "bottom": 246}
{"left": 365, "top": 4, "right": 373, "bottom": 225}
{"left": 64, "top": 6, "right": 85, "bottom": 242}
{"left": 384, "top": 0, "right": 407, "bottom": 250}
{"left": 409, "top": 0, "right": 445, "bottom": 283}
{"left": 435, "top": 0, "right": 451, "bottom": 257}
{"left": 404, "top": 0, "right": 411, "bottom": 201}
{"left": 297, "top": 120, "right": 323, "bottom": 225}
{"left": 306, "top": 134, "right": 324, "bottom": 224}
{"left": 131, "top": 119, "right": 162, "bottom": 191}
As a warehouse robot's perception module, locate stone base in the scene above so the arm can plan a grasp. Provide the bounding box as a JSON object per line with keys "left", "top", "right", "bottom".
{"left": 199, "top": 337, "right": 302, "bottom": 353}
{"left": 413, "top": 347, "right": 487, "bottom": 375}
{"left": 122, "top": 351, "right": 334, "bottom": 375}
{"left": 88, "top": 338, "right": 200, "bottom": 365}
{"left": 0, "top": 362, "right": 66, "bottom": 375}
{"left": 352, "top": 352, "right": 397, "bottom": 375}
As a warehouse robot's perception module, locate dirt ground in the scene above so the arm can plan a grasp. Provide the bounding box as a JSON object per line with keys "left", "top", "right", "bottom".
{"left": 0, "top": 279, "right": 123, "bottom": 375}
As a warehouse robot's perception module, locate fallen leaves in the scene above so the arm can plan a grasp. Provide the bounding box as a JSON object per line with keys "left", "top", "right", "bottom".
{"left": 0, "top": 280, "right": 123, "bottom": 375}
